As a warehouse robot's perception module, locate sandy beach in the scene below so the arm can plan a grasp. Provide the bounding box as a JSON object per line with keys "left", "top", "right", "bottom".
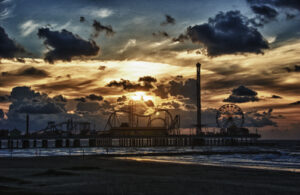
{"left": 0, "top": 156, "right": 300, "bottom": 194}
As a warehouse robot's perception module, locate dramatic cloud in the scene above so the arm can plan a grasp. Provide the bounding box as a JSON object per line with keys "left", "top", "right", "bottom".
{"left": 80, "top": 16, "right": 85, "bottom": 22}
{"left": 284, "top": 65, "right": 300, "bottom": 73}
{"left": 0, "top": 26, "right": 25, "bottom": 59}
{"left": 74, "top": 97, "right": 86, "bottom": 102}
{"left": 169, "top": 79, "right": 197, "bottom": 102}
{"left": 161, "top": 14, "right": 175, "bottom": 25}
{"left": 37, "top": 27, "right": 100, "bottom": 63}
{"left": 17, "top": 102, "right": 64, "bottom": 114}
{"left": 153, "top": 78, "right": 196, "bottom": 101}
{"left": 8, "top": 86, "right": 65, "bottom": 115}
{"left": 186, "top": 11, "right": 269, "bottom": 56}
{"left": 290, "top": 101, "right": 300, "bottom": 105}
{"left": 53, "top": 95, "right": 67, "bottom": 102}
{"left": 250, "top": 5, "right": 278, "bottom": 20}
{"left": 248, "top": 4, "right": 278, "bottom": 27}
{"left": 244, "top": 109, "right": 277, "bottom": 127}
{"left": 223, "top": 86, "right": 259, "bottom": 103}
{"left": 106, "top": 77, "right": 155, "bottom": 92}
{"left": 86, "top": 94, "right": 103, "bottom": 101}
{"left": 0, "top": 86, "right": 110, "bottom": 131}
{"left": 92, "top": 20, "right": 115, "bottom": 38}
{"left": 271, "top": 95, "right": 282, "bottom": 99}
{"left": 1, "top": 66, "right": 49, "bottom": 77}
{"left": 10, "top": 86, "right": 41, "bottom": 101}
{"left": 138, "top": 76, "right": 157, "bottom": 83}
{"left": 0, "top": 95, "right": 10, "bottom": 103}
{"left": 77, "top": 102, "right": 101, "bottom": 113}
{"left": 153, "top": 84, "right": 169, "bottom": 99}
{"left": 247, "top": 0, "right": 300, "bottom": 12}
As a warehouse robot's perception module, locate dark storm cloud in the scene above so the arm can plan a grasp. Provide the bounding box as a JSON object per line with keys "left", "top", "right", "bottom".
{"left": 223, "top": 86, "right": 259, "bottom": 103}
{"left": 138, "top": 76, "right": 157, "bottom": 83}
{"left": 286, "top": 13, "right": 296, "bottom": 20}
{"left": 8, "top": 86, "right": 65, "bottom": 115}
{"left": 223, "top": 95, "right": 259, "bottom": 103}
{"left": 153, "top": 84, "right": 169, "bottom": 99}
{"left": 74, "top": 97, "right": 86, "bottom": 102}
{"left": 247, "top": 0, "right": 300, "bottom": 12}
{"left": 37, "top": 28, "right": 100, "bottom": 63}
{"left": 273, "top": 0, "right": 300, "bottom": 11}
{"left": 169, "top": 79, "right": 197, "bottom": 102}
{"left": 250, "top": 5, "right": 278, "bottom": 20}
{"left": 0, "top": 86, "right": 110, "bottom": 131}
{"left": 232, "top": 85, "right": 257, "bottom": 96}
{"left": 10, "top": 86, "right": 41, "bottom": 100}
{"left": 53, "top": 95, "right": 67, "bottom": 102}
{"left": 17, "top": 102, "right": 64, "bottom": 114}
{"left": 80, "top": 16, "right": 85, "bottom": 22}
{"left": 161, "top": 14, "right": 176, "bottom": 25}
{"left": 0, "top": 26, "right": 26, "bottom": 59}
{"left": 271, "top": 95, "right": 282, "bottom": 99}
{"left": 284, "top": 65, "right": 300, "bottom": 73}
{"left": 106, "top": 78, "right": 154, "bottom": 91}
{"left": 0, "top": 95, "right": 10, "bottom": 102}
{"left": 1, "top": 66, "right": 49, "bottom": 77}
{"left": 185, "top": 11, "right": 269, "bottom": 56}
{"left": 86, "top": 94, "right": 103, "bottom": 101}
{"left": 92, "top": 20, "right": 115, "bottom": 38}
{"left": 244, "top": 109, "right": 277, "bottom": 127}
{"left": 290, "top": 101, "right": 300, "bottom": 105}
{"left": 152, "top": 78, "right": 197, "bottom": 101}
{"left": 77, "top": 102, "right": 101, "bottom": 113}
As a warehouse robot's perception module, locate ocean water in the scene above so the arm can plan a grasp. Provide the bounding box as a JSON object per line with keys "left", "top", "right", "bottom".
{"left": 0, "top": 140, "right": 299, "bottom": 172}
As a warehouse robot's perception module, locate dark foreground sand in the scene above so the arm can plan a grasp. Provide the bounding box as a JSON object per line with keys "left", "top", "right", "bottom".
{"left": 0, "top": 156, "right": 300, "bottom": 195}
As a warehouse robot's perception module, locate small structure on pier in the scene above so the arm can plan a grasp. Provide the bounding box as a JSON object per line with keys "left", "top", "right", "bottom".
{"left": 105, "top": 109, "right": 180, "bottom": 136}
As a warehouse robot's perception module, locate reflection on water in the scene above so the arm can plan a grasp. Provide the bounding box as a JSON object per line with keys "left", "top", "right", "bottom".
{"left": 0, "top": 140, "right": 300, "bottom": 173}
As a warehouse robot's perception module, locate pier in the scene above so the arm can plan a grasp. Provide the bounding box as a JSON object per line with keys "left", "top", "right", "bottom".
{"left": 0, "top": 134, "right": 260, "bottom": 149}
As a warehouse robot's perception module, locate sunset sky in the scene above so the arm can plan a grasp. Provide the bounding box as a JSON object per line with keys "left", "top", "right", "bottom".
{"left": 0, "top": 0, "right": 299, "bottom": 139}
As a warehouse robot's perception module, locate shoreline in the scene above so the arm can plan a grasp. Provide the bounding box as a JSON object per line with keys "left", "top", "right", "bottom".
{"left": 1, "top": 156, "right": 300, "bottom": 194}
{"left": 120, "top": 157, "right": 300, "bottom": 173}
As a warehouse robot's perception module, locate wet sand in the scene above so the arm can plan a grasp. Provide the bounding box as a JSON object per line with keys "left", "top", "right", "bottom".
{"left": 0, "top": 156, "right": 300, "bottom": 194}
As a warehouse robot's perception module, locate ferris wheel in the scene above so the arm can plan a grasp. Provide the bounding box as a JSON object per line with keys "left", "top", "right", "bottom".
{"left": 216, "top": 104, "right": 244, "bottom": 128}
